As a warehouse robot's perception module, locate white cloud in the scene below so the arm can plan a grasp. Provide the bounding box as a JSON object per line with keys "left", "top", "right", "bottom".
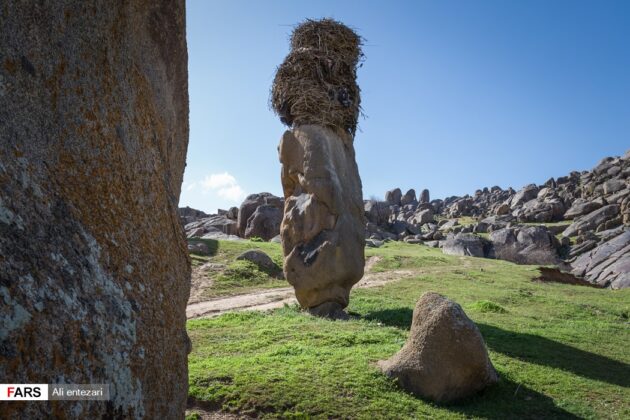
{"left": 200, "top": 173, "right": 238, "bottom": 190}
{"left": 216, "top": 184, "right": 246, "bottom": 201}
{"left": 197, "top": 172, "right": 246, "bottom": 203}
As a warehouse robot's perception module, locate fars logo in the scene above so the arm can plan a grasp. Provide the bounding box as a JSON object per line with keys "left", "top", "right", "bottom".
{"left": 0, "top": 384, "right": 48, "bottom": 400}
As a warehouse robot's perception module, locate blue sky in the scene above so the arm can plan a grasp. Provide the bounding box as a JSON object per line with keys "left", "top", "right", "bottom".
{"left": 180, "top": 0, "right": 629, "bottom": 213}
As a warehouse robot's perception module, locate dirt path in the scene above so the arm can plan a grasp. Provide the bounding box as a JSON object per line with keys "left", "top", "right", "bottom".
{"left": 186, "top": 256, "right": 413, "bottom": 319}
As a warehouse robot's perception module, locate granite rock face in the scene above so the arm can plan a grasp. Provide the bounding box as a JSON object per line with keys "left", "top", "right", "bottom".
{"left": 244, "top": 204, "right": 283, "bottom": 241}
{"left": 442, "top": 233, "right": 490, "bottom": 258}
{"left": 237, "top": 192, "right": 284, "bottom": 237}
{"left": 369, "top": 150, "right": 628, "bottom": 288}
{"left": 279, "top": 125, "right": 365, "bottom": 315}
{"left": 571, "top": 230, "right": 630, "bottom": 289}
{"left": 490, "top": 226, "right": 562, "bottom": 266}
{"left": 0, "top": 1, "right": 189, "bottom": 418}
{"left": 185, "top": 214, "right": 238, "bottom": 239}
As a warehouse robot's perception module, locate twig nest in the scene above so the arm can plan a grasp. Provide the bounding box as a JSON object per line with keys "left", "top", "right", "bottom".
{"left": 271, "top": 18, "right": 363, "bottom": 136}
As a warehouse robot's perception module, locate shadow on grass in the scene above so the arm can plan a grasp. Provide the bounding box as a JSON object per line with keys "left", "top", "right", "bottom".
{"left": 364, "top": 308, "right": 630, "bottom": 388}
{"left": 450, "top": 376, "right": 580, "bottom": 419}
{"left": 363, "top": 307, "right": 413, "bottom": 329}
{"left": 478, "top": 323, "right": 630, "bottom": 388}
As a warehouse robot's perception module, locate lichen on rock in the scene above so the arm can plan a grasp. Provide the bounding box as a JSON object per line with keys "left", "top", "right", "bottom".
{"left": 0, "top": 1, "right": 190, "bottom": 418}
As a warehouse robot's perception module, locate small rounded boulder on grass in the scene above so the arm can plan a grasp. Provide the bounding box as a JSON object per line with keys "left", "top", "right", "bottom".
{"left": 378, "top": 292, "right": 498, "bottom": 403}
{"left": 237, "top": 249, "right": 282, "bottom": 276}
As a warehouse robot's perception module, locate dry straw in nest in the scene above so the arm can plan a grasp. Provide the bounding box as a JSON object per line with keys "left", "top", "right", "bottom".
{"left": 271, "top": 18, "right": 364, "bottom": 136}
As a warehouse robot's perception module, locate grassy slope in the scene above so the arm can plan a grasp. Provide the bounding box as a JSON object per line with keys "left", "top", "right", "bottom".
{"left": 188, "top": 241, "right": 630, "bottom": 419}
{"left": 189, "top": 238, "right": 287, "bottom": 299}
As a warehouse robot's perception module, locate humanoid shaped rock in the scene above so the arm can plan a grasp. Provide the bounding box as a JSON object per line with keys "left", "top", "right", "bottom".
{"left": 279, "top": 125, "right": 365, "bottom": 316}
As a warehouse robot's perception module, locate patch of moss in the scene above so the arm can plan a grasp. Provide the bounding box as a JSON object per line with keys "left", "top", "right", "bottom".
{"left": 469, "top": 300, "right": 507, "bottom": 313}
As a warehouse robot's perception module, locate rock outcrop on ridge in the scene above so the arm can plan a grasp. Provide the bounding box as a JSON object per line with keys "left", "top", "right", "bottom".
{"left": 180, "top": 193, "right": 283, "bottom": 241}
{"left": 182, "top": 151, "right": 627, "bottom": 288}
{"left": 362, "top": 151, "right": 629, "bottom": 288}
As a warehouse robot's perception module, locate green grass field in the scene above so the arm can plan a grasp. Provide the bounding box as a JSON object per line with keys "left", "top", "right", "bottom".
{"left": 189, "top": 238, "right": 287, "bottom": 299}
{"left": 187, "top": 241, "right": 630, "bottom": 419}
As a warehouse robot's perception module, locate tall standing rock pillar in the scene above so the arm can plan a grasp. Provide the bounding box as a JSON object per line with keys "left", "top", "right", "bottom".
{"left": 272, "top": 19, "right": 366, "bottom": 318}
{"left": 0, "top": 1, "right": 189, "bottom": 418}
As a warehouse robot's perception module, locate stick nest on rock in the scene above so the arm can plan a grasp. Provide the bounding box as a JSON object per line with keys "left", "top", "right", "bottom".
{"left": 271, "top": 18, "right": 364, "bottom": 136}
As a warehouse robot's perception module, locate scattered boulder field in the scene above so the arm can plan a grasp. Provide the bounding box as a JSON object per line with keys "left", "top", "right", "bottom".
{"left": 181, "top": 150, "right": 629, "bottom": 289}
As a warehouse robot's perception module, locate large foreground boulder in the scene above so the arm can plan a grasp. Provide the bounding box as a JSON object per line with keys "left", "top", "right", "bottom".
{"left": 279, "top": 125, "right": 365, "bottom": 316}
{"left": 378, "top": 292, "right": 498, "bottom": 402}
{"left": 0, "top": 1, "right": 190, "bottom": 418}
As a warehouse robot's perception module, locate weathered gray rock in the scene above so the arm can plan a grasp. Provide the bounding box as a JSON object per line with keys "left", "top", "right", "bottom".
{"left": 279, "top": 125, "right": 365, "bottom": 314}
{"left": 188, "top": 241, "right": 212, "bottom": 256}
{"left": 607, "top": 188, "right": 629, "bottom": 204}
{"left": 385, "top": 188, "right": 402, "bottom": 206}
{"left": 0, "top": 2, "right": 190, "bottom": 418}
{"left": 185, "top": 214, "right": 238, "bottom": 238}
{"left": 179, "top": 206, "right": 210, "bottom": 225}
{"left": 391, "top": 220, "right": 414, "bottom": 236}
{"left": 490, "top": 226, "right": 561, "bottom": 265}
{"left": 622, "top": 196, "right": 630, "bottom": 225}
{"left": 438, "top": 219, "right": 459, "bottom": 231}
{"left": 564, "top": 199, "right": 602, "bottom": 220}
{"left": 237, "top": 250, "right": 278, "bottom": 272}
{"left": 401, "top": 189, "right": 417, "bottom": 206}
{"left": 510, "top": 184, "right": 539, "bottom": 208}
{"left": 603, "top": 179, "right": 626, "bottom": 195}
{"left": 244, "top": 204, "right": 283, "bottom": 241}
{"left": 366, "top": 238, "right": 384, "bottom": 248}
{"left": 410, "top": 208, "right": 434, "bottom": 226}
{"left": 448, "top": 197, "right": 475, "bottom": 217}
{"left": 571, "top": 230, "right": 630, "bottom": 289}
{"left": 442, "top": 233, "right": 490, "bottom": 258}
{"left": 513, "top": 198, "right": 565, "bottom": 223}
{"left": 419, "top": 188, "right": 430, "bottom": 204}
{"left": 227, "top": 206, "right": 239, "bottom": 220}
{"left": 593, "top": 157, "right": 615, "bottom": 175}
{"left": 378, "top": 292, "right": 498, "bottom": 402}
{"left": 237, "top": 192, "right": 283, "bottom": 237}
{"left": 563, "top": 205, "right": 620, "bottom": 237}
{"left": 200, "top": 232, "right": 243, "bottom": 241}
{"left": 364, "top": 200, "right": 391, "bottom": 226}
{"left": 495, "top": 202, "right": 511, "bottom": 215}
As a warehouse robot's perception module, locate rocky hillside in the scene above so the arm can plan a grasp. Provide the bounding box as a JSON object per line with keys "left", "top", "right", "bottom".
{"left": 180, "top": 150, "right": 629, "bottom": 289}
{"left": 180, "top": 192, "right": 283, "bottom": 242}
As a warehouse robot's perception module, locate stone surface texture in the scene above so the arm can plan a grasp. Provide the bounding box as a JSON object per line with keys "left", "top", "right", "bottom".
{"left": 279, "top": 125, "right": 365, "bottom": 311}
{"left": 378, "top": 292, "right": 498, "bottom": 402}
{"left": 571, "top": 230, "right": 630, "bottom": 289}
{"left": 0, "top": 1, "right": 189, "bottom": 418}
